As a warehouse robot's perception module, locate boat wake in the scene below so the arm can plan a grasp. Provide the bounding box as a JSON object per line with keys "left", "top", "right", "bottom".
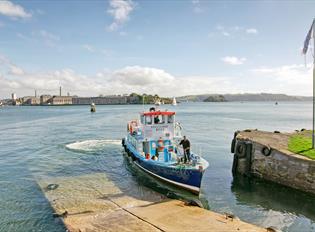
{"left": 66, "top": 139, "right": 121, "bottom": 152}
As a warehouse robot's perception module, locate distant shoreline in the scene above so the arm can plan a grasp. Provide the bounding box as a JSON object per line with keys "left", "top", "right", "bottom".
{"left": 1, "top": 100, "right": 313, "bottom": 107}
{"left": 1, "top": 93, "right": 312, "bottom": 106}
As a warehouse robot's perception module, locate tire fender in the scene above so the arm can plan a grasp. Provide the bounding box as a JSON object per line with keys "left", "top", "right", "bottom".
{"left": 235, "top": 142, "right": 246, "bottom": 158}
{"left": 262, "top": 146, "right": 272, "bottom": 156}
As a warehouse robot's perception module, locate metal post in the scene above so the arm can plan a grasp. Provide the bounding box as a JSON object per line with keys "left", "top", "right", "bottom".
{"left": 313, "top": 18, "right": 315, "bottom": 149}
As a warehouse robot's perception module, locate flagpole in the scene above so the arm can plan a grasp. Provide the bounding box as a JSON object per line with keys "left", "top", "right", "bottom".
{"left": 313, "top": 18, "right": 315, "bottom": 149}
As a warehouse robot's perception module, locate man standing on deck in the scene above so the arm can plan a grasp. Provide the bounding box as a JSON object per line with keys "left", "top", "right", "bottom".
{"left": 179, "top": 136, "right": 191, "bottom": 163}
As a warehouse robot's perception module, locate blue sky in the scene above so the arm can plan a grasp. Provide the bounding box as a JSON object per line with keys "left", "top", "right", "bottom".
{"left": 0, "top": 0, "right": 315, "bottom": 98}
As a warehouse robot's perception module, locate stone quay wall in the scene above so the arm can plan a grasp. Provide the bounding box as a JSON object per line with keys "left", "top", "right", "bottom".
{"left": 231, "top": 130, "right": 315, "bottom": 195}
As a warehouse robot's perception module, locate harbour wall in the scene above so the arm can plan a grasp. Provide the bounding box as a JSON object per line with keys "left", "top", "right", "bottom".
{"left": 231, "top": 130, "right": 315, "bottom": 195}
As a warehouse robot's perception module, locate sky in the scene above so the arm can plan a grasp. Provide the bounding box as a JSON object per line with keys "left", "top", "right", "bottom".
{"left": 0, "top": 0, "right": 315, "bottom": 98}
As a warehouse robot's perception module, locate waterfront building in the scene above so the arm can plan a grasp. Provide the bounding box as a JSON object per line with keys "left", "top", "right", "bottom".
{"left": 24, "top": 97, "right": 40, "bottom": 105}
{"left": 22, "top": 96, "right": 33, "bottom": 103}
{"left": 72, "top": 97, "right": 91, "bottom": 105}
{"left": 127, "top": 95, "right": 140, "bottom": 104}
{"left": 48, "top": 96, "right": 73, "bottom": 105}
{"left": 40, "top": 95, "right": 52, "bottom": 105}
{"left": 11, "top": 93, "right": 16, "bottom": 100}
{"left": 72, "top": 96, "right": 128, "bottom": 105}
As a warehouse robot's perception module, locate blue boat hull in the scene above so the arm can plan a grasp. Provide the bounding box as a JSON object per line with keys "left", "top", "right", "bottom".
{"left": 122, "top": 139, "right": 205, "bottom": 194}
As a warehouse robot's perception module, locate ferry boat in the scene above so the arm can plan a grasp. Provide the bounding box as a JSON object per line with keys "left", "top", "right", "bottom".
{"left": 122, "top": 107, "right": 209, "bottom": 194}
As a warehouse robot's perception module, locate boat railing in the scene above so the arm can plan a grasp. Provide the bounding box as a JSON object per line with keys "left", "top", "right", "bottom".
{"left": 173, "top": 142, "right": 204, "bottom": 164}
{"left": 174, "top": 122, "right": 182, "bottom": 138}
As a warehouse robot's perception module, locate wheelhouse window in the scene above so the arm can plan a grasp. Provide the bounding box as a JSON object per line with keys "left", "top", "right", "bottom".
{"left": 145, "top": 115, "right": 152, "bottom": 124}
{"left": 154, "top": 115, "right": 165, "bottom": 124}
{"left": 167, "top": 115, "right": 174, "bottom": 123}
{"left": 161, "top": 115, "right": 165, "bottom": 124}
{"left": 140, "top": 115, "right": 145, "bottom": 124}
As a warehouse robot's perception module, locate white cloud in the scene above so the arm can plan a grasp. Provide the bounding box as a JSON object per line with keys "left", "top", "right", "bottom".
{"left": 0, "top": 55, "right": 238, "bottom": 98}
{"left": 192, "top": 0, "right": 203, "bottom": 13}
{"left": 35, "top": 9, "right": 45, "bottom": 15}
{"left": 251, "top": 64, "right": 312, "bottom": 95}
{"left": 216, "top": 25, "right": 230, "bottom": 37}
{"left": 9, "top": 65, "right": 24, "bottom": 75}
{"left": 82, "top": 44, "right": 95, "bottom": 52}
{"left": 221, "top": 56, "right": 246, "bottom": 65}
{"left": 222, "top": 31, "right": 230, "bottom": 37}
{"left": 119, "top": 31, "right": 127, "bottom": 36}
{"left": 16, "top": 32, "right": 31, "bottom": 41}
{"left": 246, "top": 28, "right": 258, "bottom": 34}
{"left": 1, "top": 53, "right": 312, "bottom": 98}
{"left": 0, "top": 1, "right": 31, "bottom": 19}
{"left": 111, "top": 66, "right": 174, "bottom": 86}
{"left": 252, "top": 64, "right": 312, "bottom": 84}
{"left": 0, "top": 54, "right": 25, "bottom": 76}
{"left": 213, "top": 25, "right": 258, "bottom": 37}
{"left": 29, "top": 30, "right": 60, "bottom": 47}
{"left": 38, "top": 30, "right": 60, "bottom": 41}
{"left": 107, "top": 0, "right": 135, "bottom": 31}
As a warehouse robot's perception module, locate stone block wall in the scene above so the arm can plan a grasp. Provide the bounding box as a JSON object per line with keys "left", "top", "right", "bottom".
{"left": 233, "top": 138, "right": 315, "bottom": 195}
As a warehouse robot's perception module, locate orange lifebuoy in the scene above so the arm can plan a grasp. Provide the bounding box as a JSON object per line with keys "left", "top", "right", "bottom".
{"left": 158, "top": 139, "right": 164, "bottom": 152}
{"left": 127, "top": 123, "right": 132, "bottom": 134}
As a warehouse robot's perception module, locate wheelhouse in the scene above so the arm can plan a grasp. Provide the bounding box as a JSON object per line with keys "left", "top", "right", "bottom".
{"left": 126, "top": 110, "right": 181, "bottom": 161}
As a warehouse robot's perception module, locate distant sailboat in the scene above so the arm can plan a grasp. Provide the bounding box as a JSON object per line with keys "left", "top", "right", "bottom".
{"left": 172, "top": 97, "right": 177, "bottom": 106}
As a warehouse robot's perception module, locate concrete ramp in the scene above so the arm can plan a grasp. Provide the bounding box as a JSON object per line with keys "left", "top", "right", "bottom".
{"left": 39, "top": 173, "right": 266, "bottom": 232}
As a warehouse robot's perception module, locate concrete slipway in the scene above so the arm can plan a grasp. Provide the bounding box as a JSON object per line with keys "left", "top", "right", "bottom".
{"left": 39, "top": 172, "right": 268, "bottom": 232}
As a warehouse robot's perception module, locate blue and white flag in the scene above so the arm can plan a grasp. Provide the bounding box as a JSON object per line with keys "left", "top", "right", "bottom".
{"left": 302, "top": 20, "right": 314, "bottom": 54}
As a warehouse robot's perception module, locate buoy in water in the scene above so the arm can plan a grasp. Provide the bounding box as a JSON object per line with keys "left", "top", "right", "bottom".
{"left": 91, "top": 103, "right": 96, "bottom": 112}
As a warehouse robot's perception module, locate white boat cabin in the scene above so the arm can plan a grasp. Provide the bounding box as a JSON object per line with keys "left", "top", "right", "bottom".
{"left": 126, "top": 109, "right": 182, "bottom": 162}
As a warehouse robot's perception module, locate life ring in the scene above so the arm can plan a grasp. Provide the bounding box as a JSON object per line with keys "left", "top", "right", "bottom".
{"left": 235, "top": 143, "right": 246, "bottom": 158}
{"left": 157, "top": 139, "right": 164, "bottom": 152}
{"left": 262, "top": 146, "right": 272, "bottom": 156}
{"left": 131, "top": 120, "right": 137, "bottom": 126}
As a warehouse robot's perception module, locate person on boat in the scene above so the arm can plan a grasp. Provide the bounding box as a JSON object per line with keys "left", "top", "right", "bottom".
{"left": 154, "top": 116, "right": 160, "bottom": 124}
{"left": 179, "top": 136, "right": 191, "bottom": 163}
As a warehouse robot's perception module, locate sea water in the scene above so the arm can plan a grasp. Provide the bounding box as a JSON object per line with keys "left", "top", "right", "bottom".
{"left": 0, "top": 102, "right": 314, "bottom": 231}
